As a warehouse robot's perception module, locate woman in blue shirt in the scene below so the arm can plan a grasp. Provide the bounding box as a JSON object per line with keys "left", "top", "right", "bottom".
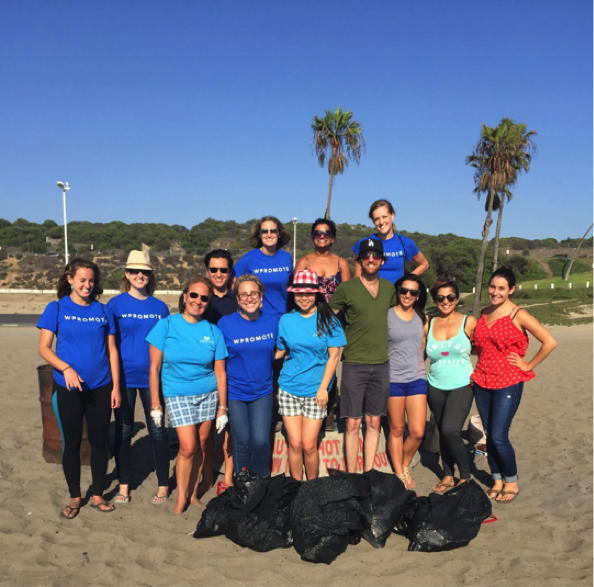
{"left": 108, "top": 250, "right": 170, "bottom": 505}
{"left": 275, "top": 270, "right": 347, "bottom": 481}
{"left": 353, "top": 199, "right": 429, "bottom": 284}
{"left": 147, "top": 275, "right": 228, "bottom": 515}
{"left": 218, "top": 275, "right": 278, "bottom": 478}
{"left": 233, "top": 216, "right": 293, "bottom": 321}
{"left": 37, "top": 258, "right": 120, "bottom": 519}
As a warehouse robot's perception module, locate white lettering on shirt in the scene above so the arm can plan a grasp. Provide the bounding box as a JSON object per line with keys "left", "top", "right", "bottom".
{"left": 232, "top": 332, "right": 275, "bottom": 345}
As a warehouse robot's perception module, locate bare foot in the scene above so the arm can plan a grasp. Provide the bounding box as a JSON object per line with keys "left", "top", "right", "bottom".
{"left": 171, "top": 501, "right": 186, "bottom": 515}
{"left": 190, "top": 498, "right": 206, "bottom": 510}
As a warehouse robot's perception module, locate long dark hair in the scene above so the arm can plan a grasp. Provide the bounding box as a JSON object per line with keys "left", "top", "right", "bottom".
{"left": 489, "top": 267, "right": 516, "bottom": 288}
{"left": 57, "top": 258, "right": 103, "bottom": 300}
{"left": 287, "top": 290, "right": 336, "bottom": 337}
{"left": 248, "top": 216, "right": 292, "bottom": 249}
{"left": 394, "top": 273, "right": 427, "bottom": 323}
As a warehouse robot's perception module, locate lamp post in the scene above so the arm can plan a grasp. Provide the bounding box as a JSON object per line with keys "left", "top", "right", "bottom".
{"left": 292, "top": 218, "right": 298, "bottom": 269}
{"left": 56, "top": 182, "right": 71, "bottom": 265}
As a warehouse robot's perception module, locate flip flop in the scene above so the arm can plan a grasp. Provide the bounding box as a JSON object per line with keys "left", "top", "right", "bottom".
{"left": 486, "top": 488, "right": 502, "bottom": 499}
{"left": 432, "top": 481, "right": 456, "bottom": 494}
{"left": 60, "top": 505, "right": 80, "bottom": 520}
{"left": 495, "top": 490, "right": 520, "bottom": 503}
{"left": 152, "top": 494, "right": 169, "bottom": 504}
{"left": 113, "top": 493, "right": 131, "bottom": 504}
{"left": 90, "top": 501, "right": 116, "bottom": 513}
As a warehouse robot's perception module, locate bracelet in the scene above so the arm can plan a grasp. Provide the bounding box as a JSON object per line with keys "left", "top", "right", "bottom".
{"left": 217, "top": 406, "right": 228, "bottom": 411}
{"left": 151, "top": 406, "right": 162, "bottom": 410}
{"left": 62, "top": 366, "right": 71, "bottom": 373}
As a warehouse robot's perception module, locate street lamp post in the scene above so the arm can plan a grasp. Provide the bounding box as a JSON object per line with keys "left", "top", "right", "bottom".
{"left": 292, "top": 218, "right": 298, "bottom": 269}
{"left": 56, "top": 182, "right": 71, "bottom": 265}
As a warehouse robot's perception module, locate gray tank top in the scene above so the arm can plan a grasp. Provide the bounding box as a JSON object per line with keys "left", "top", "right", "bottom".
{"left": 387, "top": 308, "right": 426, "bottom": 383}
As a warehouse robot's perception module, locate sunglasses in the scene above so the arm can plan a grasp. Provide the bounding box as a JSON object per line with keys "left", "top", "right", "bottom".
{"left": 127, "top": 269, "right": 152, "bottom": 276}
{"left": 188, "top": 292, "right": 210, "bottom": 302}
{"left": 237, "top": 291, "right": 261, "bottom": 302}
{"left": 208, "top": 267, "right": 229, "bottom": 274}
{"left": 435, "top": 293, "right": 458, "bottom": 303}
{"left": 360, "top": 252, "right": 383, "bottom": 261}
{"left": 260, "top": 228, "right": 279, "bottom": 235}
{"left": 313, "top": 230, "right": 333, "bottom": 239}
{"left": 399, "top": 286, "right": 420, "bottom": 297}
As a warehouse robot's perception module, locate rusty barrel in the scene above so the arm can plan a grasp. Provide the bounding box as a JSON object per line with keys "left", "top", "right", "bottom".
{"left": 37, "top": 364, "right": 91, "bottom": 465}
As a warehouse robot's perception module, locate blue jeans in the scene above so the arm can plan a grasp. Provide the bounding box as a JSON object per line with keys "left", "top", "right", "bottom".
{"left": 474, "top": 382, "right": 524, "bottom": 483}
{"left": 228, "top": 393, "right": 274, "bottom": 478}
{"left": 113, "top": 387, "right": 170, "bottom": 487}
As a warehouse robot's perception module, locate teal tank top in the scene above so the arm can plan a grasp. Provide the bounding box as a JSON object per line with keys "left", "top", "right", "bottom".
{"left": 426, "top": 316, "right": 473, "bottom": 390}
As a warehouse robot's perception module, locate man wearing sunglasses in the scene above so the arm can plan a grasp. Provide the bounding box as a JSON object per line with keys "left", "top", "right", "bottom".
{"left": 329, "top": 239, "right": 396, "bottom": 474}
{"left": 203, "top": 249, "right": 238, "bottom": 325}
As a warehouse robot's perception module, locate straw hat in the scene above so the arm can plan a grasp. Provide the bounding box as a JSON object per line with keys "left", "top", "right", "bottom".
{"left": 287, "top": 270, "right": 321, "bottom": 293}
{"left": 125, "top": 250, "right": 153, "bottom": 271}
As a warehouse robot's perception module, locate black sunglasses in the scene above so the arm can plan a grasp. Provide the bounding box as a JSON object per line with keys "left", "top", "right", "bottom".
{"left": 313, "top": 230, "right": 333, "bottom": 239}
{"left": 188, "top": 292, "right": 210, "bottom": 302}
{"left": 127, "top": 269, "right": 152, "bottom": 276}
{"left": 435, "top": 293, "right": 458, "bottom": 303}
{"left": 260, "top": 228, "right": 279, "bottom": 235}
{"left": 208, "top": 267, "right": 229, "bottom": 274}
{"left": 399, "top": 286, "right": 420, "bottom": 297}
{"left": 360, "top": 252, "right": 383, "bottom": 260}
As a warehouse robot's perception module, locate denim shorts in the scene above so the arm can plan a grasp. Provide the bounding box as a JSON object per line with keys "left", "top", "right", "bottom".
{"left": 389, "top": 379, "right": 427, "bottom": 398}
{"left": 165, "top": 390, "right": 218, "bottom": 428}
{"left": 278, "top": 389, "right": 327, "bottom": 419}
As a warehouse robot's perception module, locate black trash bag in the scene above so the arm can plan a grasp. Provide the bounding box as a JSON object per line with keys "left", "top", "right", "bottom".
{"left": 290, "top": 475, "right": 369, "bottom": 564}
{"left": 224, "top": 474, "right": 301, "bottom": 552}
{"left": 360, "top": 469, "right": 417, "bottom": 548}
{"left": 193, "top": 469, "right": 269, "bottom": 539}
{"left": 406, "top": 479, "right": 492, "bottom": 552}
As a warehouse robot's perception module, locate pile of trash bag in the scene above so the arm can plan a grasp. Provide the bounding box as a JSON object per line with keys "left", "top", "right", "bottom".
{"left": 194, "top": 469, "right": 491, "bottom": 563}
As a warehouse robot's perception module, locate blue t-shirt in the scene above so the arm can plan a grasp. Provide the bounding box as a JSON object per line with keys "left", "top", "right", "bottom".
{"left": 146, "top": 314, "right": 228, "bottom": 398}
{"left": 277, "top": 311, "right": 347, "bottom": 398}
{"left": 233, "top": 248, "right": 293, "bottom": 319}
{"left": 352, "top": 233, "right": 419, "bottom": 284}
{"left": 217, "top": 312, "right": 278, "bottom": 402}
{"left": 36, "top": 296, "right": 116, "bottom": 390}
{"left": 107, "top": 293, "right": 169, "bottom": 389}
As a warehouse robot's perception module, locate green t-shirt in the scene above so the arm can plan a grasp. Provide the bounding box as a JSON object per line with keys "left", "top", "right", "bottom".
{"left": 329, "top": 277, "right": 396, "bottom": 364}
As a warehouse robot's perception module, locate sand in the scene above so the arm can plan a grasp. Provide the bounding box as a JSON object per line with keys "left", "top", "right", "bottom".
{"left": 0, "top": 322, "right": 591, "bottom": 587}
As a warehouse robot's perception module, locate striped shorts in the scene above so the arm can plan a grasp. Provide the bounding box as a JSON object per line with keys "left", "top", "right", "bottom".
{"left": 278, "top": 389, "right": 327, "bottom": 420}
{"left": 165, "top": 390, "right": 218, "bottom": 428}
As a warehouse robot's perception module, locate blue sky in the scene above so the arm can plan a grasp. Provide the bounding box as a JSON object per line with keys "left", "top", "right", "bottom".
{"left": 0, "top": 0, "right": 591, "bottom": 241}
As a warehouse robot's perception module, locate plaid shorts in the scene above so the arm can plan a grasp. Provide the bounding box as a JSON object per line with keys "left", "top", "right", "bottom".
{"left": 165, "top": 390, "right": 218, "bottom": 428}
{"left": 278, "top": 389, "right": 327, "bottom": 420}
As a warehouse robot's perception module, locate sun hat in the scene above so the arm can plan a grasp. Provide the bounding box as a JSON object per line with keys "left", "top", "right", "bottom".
{"left": 125, "top": 250, "right": 153, "bottom": 271}
{"left": 287, "top": 270, "right": 321, "bottom": 293}
{"left": 358, "top": 238, "right": 385, "bottom": 257}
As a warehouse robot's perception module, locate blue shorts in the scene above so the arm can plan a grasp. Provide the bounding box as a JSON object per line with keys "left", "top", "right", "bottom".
{"left": 165, "top": 390, "right": 218, "bottom": 428}
{"left": 389, "top": 379, "right": 427, "bottom": 398}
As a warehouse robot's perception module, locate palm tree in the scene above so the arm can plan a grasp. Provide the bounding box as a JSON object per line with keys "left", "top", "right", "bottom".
{"left": 312, "top": 107, "right": 365, "bottom": 219}
{"left": 466, "top": 118, "right": 537, "bottom": 317}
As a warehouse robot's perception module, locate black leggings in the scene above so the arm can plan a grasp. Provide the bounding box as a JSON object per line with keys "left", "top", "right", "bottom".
{"left": 427, "top": 383, "right": 474, "bottom": 480}
{"left": 52, "top": 380, "right": 113, "bottom": 498}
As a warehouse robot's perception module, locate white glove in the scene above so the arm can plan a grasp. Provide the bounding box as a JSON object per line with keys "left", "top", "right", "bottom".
{"left": 150, "top": 408, "right": 163, "bottom": 428}
{"left": 216, "top": 414, "right": 228, "bottom": 434}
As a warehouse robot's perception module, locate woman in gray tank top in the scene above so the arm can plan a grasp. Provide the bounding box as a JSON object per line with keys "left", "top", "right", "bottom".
{"left": 387, "top": 274, "right": 428, "bottom": 490}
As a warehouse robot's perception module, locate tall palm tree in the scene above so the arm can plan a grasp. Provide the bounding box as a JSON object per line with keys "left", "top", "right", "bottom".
{"left": 466, "top": 118, "right": 537, "bottom": 316}
{"left": 312, "top": 107, "right": 365, "bottom": 219}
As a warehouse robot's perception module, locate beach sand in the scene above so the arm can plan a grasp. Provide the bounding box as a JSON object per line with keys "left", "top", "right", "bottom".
{"left": 0, "top": 324, "right": 591, "bottom": 587}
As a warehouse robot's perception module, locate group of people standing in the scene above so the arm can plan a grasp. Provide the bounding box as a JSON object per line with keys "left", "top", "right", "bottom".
{"left": 37, "top": 199, "right": 557, "bottom": 521}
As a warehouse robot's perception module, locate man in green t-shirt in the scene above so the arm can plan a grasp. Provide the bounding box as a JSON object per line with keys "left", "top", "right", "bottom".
{"left": 329, "top": 238, "right": 396, "bottom": 473}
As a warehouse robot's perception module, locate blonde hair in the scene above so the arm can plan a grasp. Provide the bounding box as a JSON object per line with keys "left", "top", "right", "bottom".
{"left": 233, "top": 274, "right": 266, "bottom": 297}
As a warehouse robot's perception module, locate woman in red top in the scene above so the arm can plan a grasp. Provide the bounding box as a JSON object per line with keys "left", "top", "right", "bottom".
{"left": 472, "top": 268, "right": 557, "bottom": 503}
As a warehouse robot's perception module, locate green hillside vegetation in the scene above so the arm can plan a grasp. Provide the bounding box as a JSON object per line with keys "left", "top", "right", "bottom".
{"left": 0, "top": 218, "right": 591, "bottom": 295}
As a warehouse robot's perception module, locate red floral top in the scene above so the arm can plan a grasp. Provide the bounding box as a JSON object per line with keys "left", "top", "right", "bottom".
{"left": 471, "top": 313, "right": 535, "bottom": 389}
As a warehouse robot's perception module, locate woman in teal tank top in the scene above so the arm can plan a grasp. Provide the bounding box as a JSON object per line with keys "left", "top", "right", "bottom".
{"left": 426, "top": 278, "right": 477, "bottom": 493}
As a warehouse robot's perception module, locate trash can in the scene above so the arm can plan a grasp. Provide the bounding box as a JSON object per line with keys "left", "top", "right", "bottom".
{"left": 37, "top": 364, "right": 91, "bottom": 465}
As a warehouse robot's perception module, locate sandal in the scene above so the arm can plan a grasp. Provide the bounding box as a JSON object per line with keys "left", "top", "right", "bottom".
{"left": 152, "top": 494, "right": 169, "bottom": 504}
{"left": 90, "top": 501, "right": 116, "bottom": 513}
{"left": 114, "top": 493, "right": 131, "bottom": 504}
{"left": 60, "top": 505, "right": 80, "bottom": 520}
{"left": 396, "top": 473, "right": 410, "bottom": 489}
{"left": 486, "top": 487, "right": 502, "bottom": 500}
{"left": 432, "top": 481, "right": 455, "bottom": 494}
{"left": 495, "top": 490, "right": 520, "bottom": 503}
{"left": 403, "top": 466, "right": 416, "bottom": 489}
